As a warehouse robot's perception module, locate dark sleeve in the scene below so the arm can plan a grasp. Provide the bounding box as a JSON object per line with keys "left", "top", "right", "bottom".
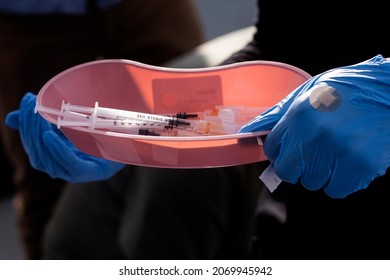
{"left": 220, "top": 0, "right": 262, "bottom": 65}
{"left": 219, "top": 40, "right": 262, "bottom": 65}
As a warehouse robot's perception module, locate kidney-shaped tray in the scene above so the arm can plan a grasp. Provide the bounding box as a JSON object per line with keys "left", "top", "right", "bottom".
{"left": 36, "top": 59, "right": 311, "bottom": 168}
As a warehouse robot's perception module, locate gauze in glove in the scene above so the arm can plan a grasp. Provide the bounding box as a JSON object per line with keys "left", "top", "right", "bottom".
{"left": 5, "top": 92, "right": 125, "bottom": 183}
{"left": 239, "top": 55, "right": 390, "bottom": 198}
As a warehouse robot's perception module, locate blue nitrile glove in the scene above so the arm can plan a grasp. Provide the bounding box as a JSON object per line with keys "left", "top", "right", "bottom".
{"left": 5, "top": 92, "right": 125, "bottom": 183}
{"left": 239, "top": 54, "right": 390, "bottom": 198}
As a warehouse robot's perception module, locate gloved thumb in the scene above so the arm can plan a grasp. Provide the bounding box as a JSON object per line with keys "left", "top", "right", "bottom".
{"left": 5, "top": 111, "right": 20, "bottom": 130}
{"left": 238, "top": 75, "right": 319, "bottom": 133}
{"left": 6, "top": 92, "right": 37, "bottom": 130}
{"left": 238, "top": 104, "right": 285, "bottom": 133}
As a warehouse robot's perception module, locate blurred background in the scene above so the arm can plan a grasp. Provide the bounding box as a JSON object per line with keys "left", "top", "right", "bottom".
{"left": 0, "top": 0, "right": 257, "bottom": 260}
{"left": 195, "top": 0, "right": 256, "bottom": 41}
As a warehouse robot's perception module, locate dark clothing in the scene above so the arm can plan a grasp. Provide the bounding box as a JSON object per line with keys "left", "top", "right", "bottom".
{"left": 256, "top": 0, "right": 390, "bottom": 75}
{"left": 227, "top": 1, "right": 390, "bottom": 75}
{"left": 225, "top": 0, "right": 390, "bottom": 259}
{"left": 0, "top": 0, "right": 203, "bottom": 259}
{"left": 44, "top": 163, "right": 267, "bottom": 259}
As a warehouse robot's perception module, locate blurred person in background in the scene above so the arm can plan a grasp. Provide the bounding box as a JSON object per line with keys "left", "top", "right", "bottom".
{"left": 225, "top": 0, "right": 390, "bottom": 259}
{"left": 0, "top": 0, "right": 204, "bottom": 259}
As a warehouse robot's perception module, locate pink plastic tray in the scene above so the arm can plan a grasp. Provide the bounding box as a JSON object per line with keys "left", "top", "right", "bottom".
{"left": 36, "top": 59, "right": 311, "bottom": 168}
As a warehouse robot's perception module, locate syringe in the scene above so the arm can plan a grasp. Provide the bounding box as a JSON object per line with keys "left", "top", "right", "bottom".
{"left": 215, "top": 106, "right": 268, "bottom": 124}
{"left": 58, "top": 115, "right": 241, "bottom": 136}
{"left": 180, "top": 119, "right": 242, "bottom": 135}
{"left": 164, "top": 112, "right": 199, "bottom": 119}
{"left": 57, "top": 117, "right": 174, "bottom": 131}
{"left": 38, "top": 100, "right": 268, "bottom": 137}
{"left": 61, "top": 101, "right": 191, "bottom": 127}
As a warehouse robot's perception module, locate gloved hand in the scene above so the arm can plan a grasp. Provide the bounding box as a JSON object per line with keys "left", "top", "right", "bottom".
{"left": 6, "top": 92, "right": 125, "bottom": 183}
{"left": 239, "top": 54, "right": 390, "bottom": 198}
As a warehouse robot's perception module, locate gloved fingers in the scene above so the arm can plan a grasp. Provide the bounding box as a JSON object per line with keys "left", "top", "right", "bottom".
{"left": 262, "top": 124, "right": 283, "bottom": 163}
{"left": 5, "top": 92, "right": 39, "bottom": 130}
{"left": 20, "top": 99, "right": 55, "bottom": 170}
{"left": 270, "top": 140, "right": 302, "bottom": 185}
{"left": 97, "top": 160, "right": 126, "bottom": 178}
{"left": 8, "top": 92, "right": 53, "bottom": 171}
{"left": 299, "top": 157, "right": 332, "bottom": 192}
{"left": 323, "top": 170, "right": 372, "bottom": 199}
{"left": 238, "top": 105, "right": 283, "bottom": 133}
{"left": 43, "top": 130, "right": 124, "bottom": 182}
{"left": 42, "top": 131, "right": 86, "bottom": 181}
{"left": 267, "top": 118, "right": 335, "bottom": 192}
{"left": 252, "top": 55, "right": 390, "bottom": 198}
{"left": 40, "top": 131, "right": 70, "bottom": 178}
{"left": 18, "top": 93, "right": 52, "bottom": 132}
{"left": 5, "top": 111, "right": 20, "bottom": 129}
{"left": 322, "top": 150, "right": 386, "bottom": 198}
{"left": 238, "top": 76, "right": 319, "bottom": 134}
{"left": 264, "top": 90, "right": 320, "bottom": 159}
{"left": 18, "top": 92, "right": 38, "bottom": 111}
